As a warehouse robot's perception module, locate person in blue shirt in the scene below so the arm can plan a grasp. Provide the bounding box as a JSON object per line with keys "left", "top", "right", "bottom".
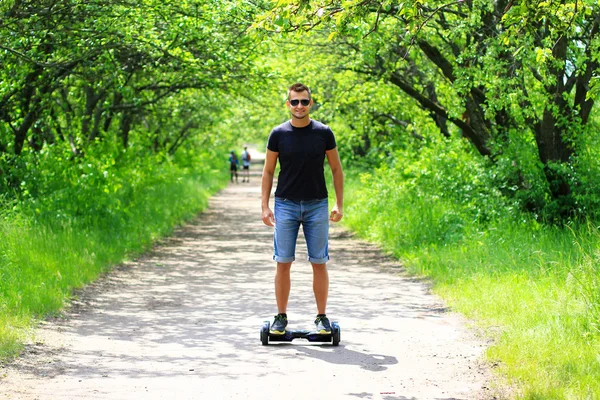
{"left": 229, "top": 151, "right": 239, "bottom": 183}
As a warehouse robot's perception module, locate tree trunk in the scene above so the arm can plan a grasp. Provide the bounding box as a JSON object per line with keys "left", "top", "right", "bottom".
{"left": 389, "top": 72, "right": 491, "bottom": 156}
{"left": 14, "top": 110, "right": 37, "bottom": 155}
{"left": 119, "top": 112, "right": 133, "bottom": 148}
{"left": 103, "top": 92, "right": 123, "bottom": 133}
{"left": 534, "top": 36, "right": 574, "bottom": 204}
{"left": 83, "top": 86, "right": 106, "bottom": 141}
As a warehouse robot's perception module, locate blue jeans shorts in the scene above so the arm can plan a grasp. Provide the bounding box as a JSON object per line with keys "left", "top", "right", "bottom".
{"left": 273, "top": 197, "right": 329, "bottom": 264}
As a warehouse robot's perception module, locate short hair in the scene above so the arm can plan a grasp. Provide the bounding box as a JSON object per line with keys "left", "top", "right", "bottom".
{"left": 287, "top": 83, "right": 311, "bottom": 99}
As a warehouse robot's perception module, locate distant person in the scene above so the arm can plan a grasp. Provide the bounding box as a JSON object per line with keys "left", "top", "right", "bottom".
{"left": 241, "top": 146, "right": 251, "bottom": 182}
{"left": 229, "top": 151, "right": 239, "bottom": 183}
{"left": 261, "top": 82, "right": 344, "bottom": 336}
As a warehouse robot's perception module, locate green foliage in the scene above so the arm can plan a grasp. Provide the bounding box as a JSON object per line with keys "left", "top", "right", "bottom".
{"left": 344, "top": 163, "right": 600, "bottom": 398}
{"left": 2, "top": 0, "right": 600, "bottom": 394}
{"left": 254, "top": 9, "right": 600, "bottom": 395}
{"left": 0, "top": 1, "right": 272, "bottom": 359}
{"left": 345, "top": 137, "right": 509, "bottom": 250}
{"left": 256, "top": 0, "right": 600, "bottom": 222}
{"left": 0, "top": 0, "right": 269, "bottom": 199}
{"left": 569, "top": 229, "right": 600, "bottom": 335}
{"left": 0, "top": 147, "right": 227, "bottom": 359}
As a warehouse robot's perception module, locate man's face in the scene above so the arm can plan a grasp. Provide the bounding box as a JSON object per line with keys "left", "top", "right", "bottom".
{"left": 286, "top": 90, "right": 312, "bottom": 119}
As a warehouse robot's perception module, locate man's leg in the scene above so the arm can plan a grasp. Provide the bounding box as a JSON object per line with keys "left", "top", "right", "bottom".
{"left": 311, "top": 263, "right": 328, "bottom": 314}
{"left": 275, "top": 262, "right": 292, "bottom": 313}
{"left": 303, "top": 198, "right": 330, "bottom": 327}
{"left": 271, "top": 198, "right": 299, "bottom": 334}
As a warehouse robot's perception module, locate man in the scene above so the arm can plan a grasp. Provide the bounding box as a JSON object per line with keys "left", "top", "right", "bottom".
{"left": 261, "top": 83, "right": 344, "bottom": 335}
{"left": 241, "top": 146, "right": 251, "bottom": 182}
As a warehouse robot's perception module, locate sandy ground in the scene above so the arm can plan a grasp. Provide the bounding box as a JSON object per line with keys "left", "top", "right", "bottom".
{"left": 0, "top": 167, "right": 506, "bottom": 400}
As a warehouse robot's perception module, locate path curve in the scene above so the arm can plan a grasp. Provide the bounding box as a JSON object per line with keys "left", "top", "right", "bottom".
{"left": 0, "top": 172, "right": 501, "bottom": 399}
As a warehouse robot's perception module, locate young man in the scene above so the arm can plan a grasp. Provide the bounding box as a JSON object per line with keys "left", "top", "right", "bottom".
{"left": 261, "top": 83, "right": 344, "bottom": 335}
{"left": 241, "top": 146, "right": 251, "bottom": 182}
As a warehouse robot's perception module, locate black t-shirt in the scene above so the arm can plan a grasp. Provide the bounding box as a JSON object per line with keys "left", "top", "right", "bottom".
{"left": 267, "top": 120, "right": 337, "bottom": 200}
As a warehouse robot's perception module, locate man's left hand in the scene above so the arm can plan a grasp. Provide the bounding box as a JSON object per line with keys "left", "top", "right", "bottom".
{"left": 330, "top": 206, "right": 343, "bottom": 222}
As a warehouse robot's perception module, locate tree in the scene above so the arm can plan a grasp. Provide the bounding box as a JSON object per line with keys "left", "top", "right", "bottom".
{"left": 255, "top": 0, "right": 600, "bottom": 220}
{"left": 0, "top": 0, "right": 268, "bottom": 154}
{"left": 0, "top": 0, "right": 272, "bottom": 198}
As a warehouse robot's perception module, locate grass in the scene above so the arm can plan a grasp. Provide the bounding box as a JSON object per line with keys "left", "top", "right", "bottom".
{"left": 342, "top": 170, "right": 600, "bottom": 399}
{"left": 0, "top": 168, "right": 227, "bottom": 360}
{"left": 3, "top": 150, "right": 599, "bottom": 398}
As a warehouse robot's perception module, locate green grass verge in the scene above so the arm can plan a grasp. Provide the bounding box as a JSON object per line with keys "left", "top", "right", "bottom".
{"left": 343, "top": 170, "right": 600, "bottom": 399}
{"left": 0, "top": 169, "right": 227, "bottom": 360}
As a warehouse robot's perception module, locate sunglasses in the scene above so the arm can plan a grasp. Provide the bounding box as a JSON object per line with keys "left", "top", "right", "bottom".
{"left": 289, "top": 99, "right": 311, "bottom": 107}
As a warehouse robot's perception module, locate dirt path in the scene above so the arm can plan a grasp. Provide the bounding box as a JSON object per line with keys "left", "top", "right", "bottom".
{"left": 0, "top": 171, "right": 502, "bottom": 399}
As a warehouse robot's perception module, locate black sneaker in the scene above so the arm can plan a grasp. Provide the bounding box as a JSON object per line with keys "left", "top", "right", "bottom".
{"left": 314, "top": 315, "right": 331, "bottom": 334}
{"left": 270, "top": 314, "right": 287, "bottom": 335}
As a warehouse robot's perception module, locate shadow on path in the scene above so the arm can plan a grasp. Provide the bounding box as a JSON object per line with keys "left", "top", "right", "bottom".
{"left": 0, "top": 176, "right": 499, "bottom": 400}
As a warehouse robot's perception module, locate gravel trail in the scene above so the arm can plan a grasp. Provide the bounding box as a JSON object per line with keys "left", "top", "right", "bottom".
{"left": 0, "top": 172, "right": 502, "bottom": 400}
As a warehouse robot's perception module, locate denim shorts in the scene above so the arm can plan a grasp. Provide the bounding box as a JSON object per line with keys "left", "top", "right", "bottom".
{"left": 273, "top": 197, "right": 329, "bottom": 264}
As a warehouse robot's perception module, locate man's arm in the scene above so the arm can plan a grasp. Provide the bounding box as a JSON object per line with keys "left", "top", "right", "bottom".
{"left": 261, "top": 149, "right": 278, "bottom": 226}
{"left": 326, "top": 147, "right": 344, "bottom": 222}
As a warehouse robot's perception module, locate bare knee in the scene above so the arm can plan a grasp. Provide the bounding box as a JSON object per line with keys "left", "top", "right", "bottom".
{"left": 311, "top": 263, "right": 327, "bottom": 272}
{"left": 277, "top": 262, "right": 292, "bottom": 273}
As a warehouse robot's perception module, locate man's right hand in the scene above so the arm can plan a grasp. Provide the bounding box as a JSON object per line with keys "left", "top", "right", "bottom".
{"left": 262, "top": 207, "right": 275, "bottom": 227}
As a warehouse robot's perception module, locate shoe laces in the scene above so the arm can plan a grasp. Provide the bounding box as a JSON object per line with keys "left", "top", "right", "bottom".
{"left": 274, "top": 314, "right": 287, "bottom": 323}
{"left": 315, "top": 315, "right": 329, "bottom": 325}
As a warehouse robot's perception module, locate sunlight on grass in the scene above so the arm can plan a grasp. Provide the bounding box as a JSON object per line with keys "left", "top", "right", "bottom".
{"left": 0, "top": 314, "right": 30, "bottom": 360}
{"left": 0, "top": 169, "right": 227, "bottom": 360}
{"left": 343, "top": 171, "right": 600, "bottom": 399}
